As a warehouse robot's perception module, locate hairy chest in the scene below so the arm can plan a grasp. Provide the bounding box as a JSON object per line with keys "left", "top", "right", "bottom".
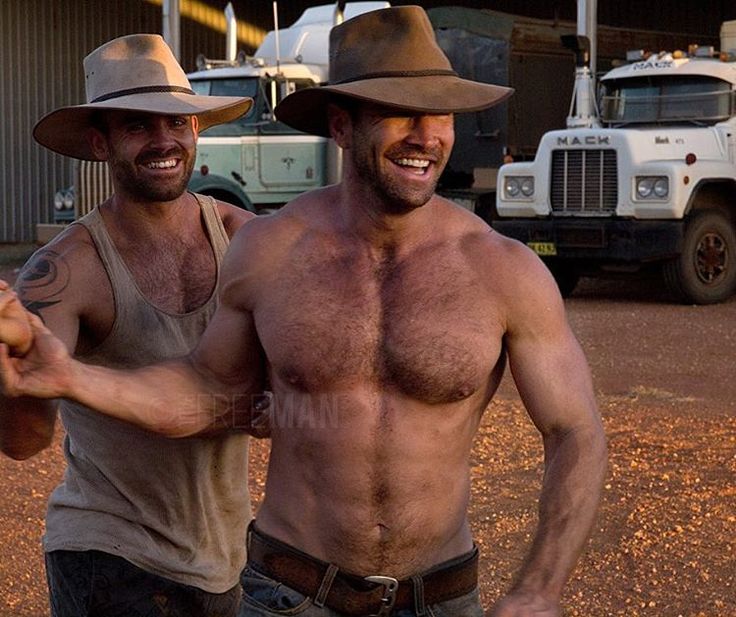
{"left": 256, "top": 247, "right": 503, "bottom": 404}
{"left": 123, "top": 241, "right": 217, "bottom": 313}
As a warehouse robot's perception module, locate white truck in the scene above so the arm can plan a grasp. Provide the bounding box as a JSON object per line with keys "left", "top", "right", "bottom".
{"left": 494, "top": 21, "right": 736, "bottom": 304}
{"left": 185, "top": 1, "right": 389, "bottom": 212}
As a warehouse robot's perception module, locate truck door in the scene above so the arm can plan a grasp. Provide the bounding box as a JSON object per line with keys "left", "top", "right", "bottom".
{"left": 258, "top": 77, "right": 326, "bottom": 191}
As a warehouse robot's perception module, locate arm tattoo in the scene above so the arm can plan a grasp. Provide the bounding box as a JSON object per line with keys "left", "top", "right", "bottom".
{"left": 16, "top": 249, "right": 71, "bottom": 320}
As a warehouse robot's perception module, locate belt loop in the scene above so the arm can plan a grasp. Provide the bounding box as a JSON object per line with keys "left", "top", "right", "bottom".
{"left": 412, "top": 574, "right": 426, "bottom": 616}
{"left": 313, "top": 564, "right": 339, "bottom": 607}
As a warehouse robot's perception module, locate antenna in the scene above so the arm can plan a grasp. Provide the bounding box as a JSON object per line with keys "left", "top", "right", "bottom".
{"left": 273, "top": 1, "right": 281, "bottom": 74}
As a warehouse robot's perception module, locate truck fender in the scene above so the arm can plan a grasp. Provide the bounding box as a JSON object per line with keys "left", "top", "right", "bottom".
{"left": 188, "top": 171, "right": 256, "bottom": 212}
{"left": 683, "top": 178, "right": 736, "bottom": 220}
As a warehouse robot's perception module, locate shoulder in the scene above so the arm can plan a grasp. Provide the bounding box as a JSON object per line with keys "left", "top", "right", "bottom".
{"left": 446, "top": 210, "right": 564, "bottom": 331}
{"left": 14, "top": 222, "right": 111, "bottom": 339}
{"left": 213, "top": 198, "right": 257, "bottom": 239}
{"left": 17, "top": 224, "right": 102, "bottom": 292}
{"left": 218, "top": 192, "right": 324, "bottom": 309}
{"left": 226, "top": 188, "right": 328, "bottom": 257}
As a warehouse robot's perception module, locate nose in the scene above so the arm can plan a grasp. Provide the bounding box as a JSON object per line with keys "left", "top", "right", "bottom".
{"left": 404, "top": 114, "right": 452, "bottom": 147}
{"left": 147, "top": 118, "right": 179, "bottom": 148}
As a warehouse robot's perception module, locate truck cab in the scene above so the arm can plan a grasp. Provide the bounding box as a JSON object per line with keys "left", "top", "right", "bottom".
{"left": 187, "top": 2, "right": 389, "bottom": 213}
{"left": 495, "top": 23, "right": 736, "bottom": 304}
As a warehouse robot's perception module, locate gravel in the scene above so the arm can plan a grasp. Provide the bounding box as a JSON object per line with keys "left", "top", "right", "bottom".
{"left": 0, "top": 262, "right": 734, "bottom": 616}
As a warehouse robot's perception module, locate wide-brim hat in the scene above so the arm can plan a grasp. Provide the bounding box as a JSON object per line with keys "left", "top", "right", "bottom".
{"left": 33, "top": 34, "right": 253, "bottom": 160}
{"left": 275, "top": 5, "right": 513, "bottom": 137}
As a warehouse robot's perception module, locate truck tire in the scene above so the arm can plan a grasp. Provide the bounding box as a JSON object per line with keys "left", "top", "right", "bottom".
{"left": 547, "top": 262, "right": 580, "bottom": 298}
{"left": 663, "top": 210, "right": 736, "bottom": 304}
{"left": 200, "top": 189, "right": 254, "bottom": 213}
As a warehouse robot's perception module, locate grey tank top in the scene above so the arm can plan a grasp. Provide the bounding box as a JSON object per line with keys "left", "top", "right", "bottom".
{"left": 44, "top": 194, "right": 252, "bottom": 593}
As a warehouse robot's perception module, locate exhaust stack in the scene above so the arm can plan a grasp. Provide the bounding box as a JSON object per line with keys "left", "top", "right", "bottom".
{"left": 225, "top": 3, "right": 237, "bottom": 62}
{"left": 563, "top": 0, "right": 600, "bottom": 128}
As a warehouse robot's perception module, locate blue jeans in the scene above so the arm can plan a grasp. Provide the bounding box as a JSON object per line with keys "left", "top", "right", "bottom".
{"left": 45, "top": 549, "right": 242, "bottom": 617}
{"left": 238, "top": 564, "right": 484, "bottom": 617}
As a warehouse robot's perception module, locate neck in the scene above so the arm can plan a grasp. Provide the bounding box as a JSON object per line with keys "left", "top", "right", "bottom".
{"left": 104, "top": 190, "right": 192, "bottom": 223}
{"left": 335, "top": 182, "right": 436, "bottom": 252}
{"left": 100, "top": 191, "right": 200, "bottom": 243}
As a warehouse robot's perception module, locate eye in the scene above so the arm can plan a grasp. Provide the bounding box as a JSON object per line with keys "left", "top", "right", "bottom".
{"left": 170, "top": 116, "right": 188, "bottom": 128}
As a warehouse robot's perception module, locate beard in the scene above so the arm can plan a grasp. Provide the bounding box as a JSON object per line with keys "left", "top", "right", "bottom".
{"left": 108, "top": 146, "right": 195, "bottom": 202}
{"left": 351, "top": 140, "right": 446, "bottom": 215}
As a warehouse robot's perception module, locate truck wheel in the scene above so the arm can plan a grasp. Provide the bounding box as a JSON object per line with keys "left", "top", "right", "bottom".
{"left": 547, "top": 262, "right": 580, "bottom": 298}
{"left": 663, "top": 210, "right": 736, "bottom": 304}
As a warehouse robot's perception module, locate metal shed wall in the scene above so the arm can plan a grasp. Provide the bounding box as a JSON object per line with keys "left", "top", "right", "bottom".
{"left": 0, "top": 0, "right": 242, "bottom": 243}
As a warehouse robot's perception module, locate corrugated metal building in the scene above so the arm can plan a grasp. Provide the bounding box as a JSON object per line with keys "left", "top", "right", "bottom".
{"left": 2, "top": 0, "right": 736, "bottom": 243}
{"left": 0, "top": 0, "right": 265, "bottom": 243}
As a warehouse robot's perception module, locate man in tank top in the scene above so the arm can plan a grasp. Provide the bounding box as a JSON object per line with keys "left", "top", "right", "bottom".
{"left": 0, "top": 9, "right": 608, "bottom": 617}
{"left": 0, "top": 34, "right": 256, "bottom": 616}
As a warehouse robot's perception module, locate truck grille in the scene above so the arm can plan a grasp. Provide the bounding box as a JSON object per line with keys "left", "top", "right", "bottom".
{"left": 550, "top": 149, "right": 617, "bottom": 214}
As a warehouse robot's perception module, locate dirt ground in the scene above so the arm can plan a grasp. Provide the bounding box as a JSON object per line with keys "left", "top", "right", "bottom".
{"left": 0, "top": 250, "right": 734, "bottom": 617}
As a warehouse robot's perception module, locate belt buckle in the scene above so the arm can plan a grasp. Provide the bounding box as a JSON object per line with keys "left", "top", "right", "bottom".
{"left": 364, "top": 575, "right": 399, "bottom": 617}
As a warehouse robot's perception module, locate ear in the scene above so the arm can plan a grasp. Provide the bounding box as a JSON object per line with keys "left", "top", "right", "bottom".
{"left": 327, "top": 103, "right": 352, "bottom": 149}
{"left": 87, "top": 128, "right": 110, "bottom": 161}
{"left": 191, "top": 115, "right": 199, "bottom": 139}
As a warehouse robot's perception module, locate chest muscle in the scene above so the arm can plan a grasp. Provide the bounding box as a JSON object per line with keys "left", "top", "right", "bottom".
{"left": 258, "top": 248, "right": 501, "bottom": 404}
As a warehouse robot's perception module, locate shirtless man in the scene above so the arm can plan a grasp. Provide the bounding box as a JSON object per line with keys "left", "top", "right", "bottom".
{"left": 0, "top": 8, "right": 607, "bottom": 617}
{"left": 0, "top": 34, "right": 256, "bottom": 616}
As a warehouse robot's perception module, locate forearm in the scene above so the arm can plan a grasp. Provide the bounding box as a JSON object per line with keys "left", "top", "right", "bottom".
{"left": 511, "top": 423, "right": 607, "bottom": 600}
{"left": 0, "top": 396, "right": 57, "bottom": 460}
{"left": 65, "top": 356, "right": 258, "bottom": 437}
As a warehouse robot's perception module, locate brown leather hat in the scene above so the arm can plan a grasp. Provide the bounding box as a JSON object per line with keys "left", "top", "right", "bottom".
{"left": 34, "top": 34, "right": 253, "bottom": 160}
{"left": 275, "top": 5, "right": 513, "bottom": 137}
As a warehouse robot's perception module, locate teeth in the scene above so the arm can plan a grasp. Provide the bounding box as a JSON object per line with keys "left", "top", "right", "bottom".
{"left": 395, "top": 158, "right": 430, "bottom": 168}
{"left": 146, "top": 159, "right": 177, "bottom": 169}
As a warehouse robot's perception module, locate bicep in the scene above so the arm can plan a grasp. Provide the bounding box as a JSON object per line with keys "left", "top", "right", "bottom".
{"left": 503, "top": 254, "right": 598, "bottom": 436}
{"left": 190, "top": 300, "right": 264, "bottom": 392}
{"left": 189, "top": 235, "right": 265, "bottom": 393}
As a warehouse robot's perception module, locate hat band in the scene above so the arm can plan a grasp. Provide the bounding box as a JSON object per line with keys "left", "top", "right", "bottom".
{"left": 331, "top": 68, "right": 457, "bottom": 85}
{"left": 90, "top": 85, "right": 196, "bottom": 104}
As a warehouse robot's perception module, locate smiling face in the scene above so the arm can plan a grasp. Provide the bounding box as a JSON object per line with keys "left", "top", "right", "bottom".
{"left": 89, "top": 110, "right": 198, "bottom": 203}
{"left": 334, "top": 101, "right": 455, "bottom": 214}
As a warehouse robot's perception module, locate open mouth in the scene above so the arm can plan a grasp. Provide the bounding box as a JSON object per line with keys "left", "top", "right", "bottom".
{"left": 144, "top": 158, "right": 179, "bottom": 170}
{"left": 392, "top": 157, "right": 432, "bottom": 175}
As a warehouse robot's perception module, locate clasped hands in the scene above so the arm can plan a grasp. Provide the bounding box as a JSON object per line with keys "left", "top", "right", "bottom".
{"left": 0, "top": 280, "right": 33, "bottom": 357}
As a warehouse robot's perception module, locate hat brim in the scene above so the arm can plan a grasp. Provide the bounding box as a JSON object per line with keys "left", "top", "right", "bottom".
{"left": 275, "top": 75, "right": 513, "bottom": 137}
{"left": 33, "top": 93, "right": 252, "bottom": 160}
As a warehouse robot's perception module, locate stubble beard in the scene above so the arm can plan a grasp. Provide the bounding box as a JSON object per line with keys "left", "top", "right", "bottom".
{"left": 109, "top": 148, "right": 195, "bottom": 203}
{"left": 352, "top": 142, "right": 445, "bottom": 215}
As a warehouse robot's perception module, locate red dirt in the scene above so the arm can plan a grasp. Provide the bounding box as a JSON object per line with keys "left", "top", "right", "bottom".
{"left": 0, "top": 261, "right": 734, "bottom": 616}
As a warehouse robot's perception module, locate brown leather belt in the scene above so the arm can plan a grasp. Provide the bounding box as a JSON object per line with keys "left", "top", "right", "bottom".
{"left": 246, "top": 525, "right": 478, "bottom": 616}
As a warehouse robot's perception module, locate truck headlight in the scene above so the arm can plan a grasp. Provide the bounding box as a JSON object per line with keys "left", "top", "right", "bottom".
{"left": 635, "top": 176, "right": 668, "bottom": 200}
{"left": 63, "top": 189, "right": 75, "bottom": 210}
{"left": 54, "top": 188, "right": 75, "bottom": 211}
{"left": 504, "top": 176, "right": 535, "bottom": 199}
{"left": 53, "top": 190, "right": 64, "bottom": 211}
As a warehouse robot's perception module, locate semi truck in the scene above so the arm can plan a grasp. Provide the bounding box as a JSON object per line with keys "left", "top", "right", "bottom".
{"left": 183, "top": 4, "right": 699, "bottom": 217}
{"left": 494, "top": 20, "right": 736, "bottom": 304}
{"left": 45, "top": 3, "right": 707, "bottom": 239}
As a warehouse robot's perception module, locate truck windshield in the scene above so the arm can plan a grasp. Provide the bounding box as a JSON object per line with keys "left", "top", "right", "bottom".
{"left": 600, "top": 76, "right": 734, "bottom": 126}
{"left": 190, "top": 77, "right": 260, "bottom": 135}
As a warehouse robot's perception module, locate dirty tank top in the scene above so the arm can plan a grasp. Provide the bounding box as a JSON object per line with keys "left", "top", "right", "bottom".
{"left": 43, "top": 194, "right": 252, "bottom": 593}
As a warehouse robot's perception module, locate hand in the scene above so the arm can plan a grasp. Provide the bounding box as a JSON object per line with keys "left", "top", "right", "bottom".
{"left": 0, "top": 282, "right": 33, "bottom": 356}
{"left": 0, "top": 313, "right": 72, "bottom": 399}
{"left": 487, "top": 591, "right": 561, "bottom": 617}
